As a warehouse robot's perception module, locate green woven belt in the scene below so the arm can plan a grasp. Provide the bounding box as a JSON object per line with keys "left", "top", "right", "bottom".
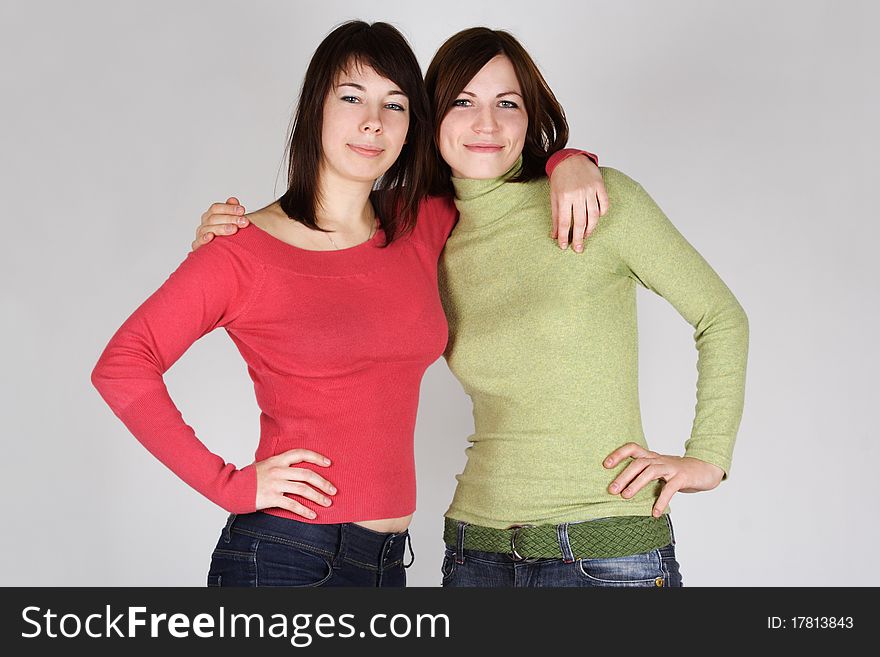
{"left": 443, "top": 515, "right": 672, "bottom": 560}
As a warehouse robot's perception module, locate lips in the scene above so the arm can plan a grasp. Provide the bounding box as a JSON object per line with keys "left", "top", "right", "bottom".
{"left": 464, "top": 143, "right": 504, "bottom": 153}
{"left": 347, "top": 143, "right": 385, "bottom": 158}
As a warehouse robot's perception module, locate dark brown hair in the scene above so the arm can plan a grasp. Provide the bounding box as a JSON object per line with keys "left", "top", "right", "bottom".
{"left": 278, "top": 21, "right": 432, "bottom": 243}
{"left": 424, "top": 27, "right": 569, "bottom": 196}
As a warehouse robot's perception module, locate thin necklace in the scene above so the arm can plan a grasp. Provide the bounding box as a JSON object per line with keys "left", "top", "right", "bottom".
{"left": 325, "top": 219, "right": 376, "bottom": 250}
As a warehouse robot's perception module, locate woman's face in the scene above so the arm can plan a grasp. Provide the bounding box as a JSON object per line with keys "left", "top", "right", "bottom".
{"left": 438, "top": 55, "right": 528, "bottom": 179}
{"left": 320, "top": 63, "right": 410, "bottom": 185}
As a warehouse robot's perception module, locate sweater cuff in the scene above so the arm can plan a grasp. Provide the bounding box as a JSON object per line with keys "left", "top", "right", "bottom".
{"left": 683, "top": 444, "right": 732, "bottom": 481}
{"left": 222, "top": 463, "right": 258, "bottom": 513}
{"left": 545, "top": 148, "right": 599, "bottom": 176}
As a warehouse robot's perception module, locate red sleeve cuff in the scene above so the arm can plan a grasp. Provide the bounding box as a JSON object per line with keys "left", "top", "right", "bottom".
{"left": 223, "top": 463, "right": 259, "bottom": 513}
{"left": 545, "top": 148, "right": 599, "bottom": 176}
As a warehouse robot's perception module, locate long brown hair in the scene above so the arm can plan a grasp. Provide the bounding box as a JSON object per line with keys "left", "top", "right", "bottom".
{"left": 424, "top": 27, "right": 569, "bottom": 196}
{"left": 278, "top": 21, "right": 432, "bottom": 243}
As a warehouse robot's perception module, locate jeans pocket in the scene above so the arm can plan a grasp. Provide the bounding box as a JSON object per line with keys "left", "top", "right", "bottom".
{"left": 576, "top": 549, "right": 666, "bottom": 587}
{"left": 255, "top": 539, "right": 334, "bottom": 587}
{"left": 208, "top": 552, "right": 256, "bottom": 587}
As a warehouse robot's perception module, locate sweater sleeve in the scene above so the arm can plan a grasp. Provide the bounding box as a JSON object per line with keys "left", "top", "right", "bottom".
{"left": 412, "top": 195, "right": 459, "bottom": 256}
{"left": 545, "top": 148, "right": 599, "bottom": 174}
{"left": 91, "top": 241, "right": 263, "bottom": 512}
{"left": 602, "top": 168, "right": 749, "bottom": 478}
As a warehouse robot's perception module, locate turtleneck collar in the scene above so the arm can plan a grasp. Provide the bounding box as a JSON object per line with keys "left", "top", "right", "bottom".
{"left": 451, "top": 156, "right": 525, "bottom": 232}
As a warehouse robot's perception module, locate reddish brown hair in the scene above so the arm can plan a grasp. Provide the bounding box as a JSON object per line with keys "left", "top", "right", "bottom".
{"left": 278, "top": 21, "right": 433, "bottom": 243}
{"left": 424, "top": 27, "right": 569, "bottom": 196}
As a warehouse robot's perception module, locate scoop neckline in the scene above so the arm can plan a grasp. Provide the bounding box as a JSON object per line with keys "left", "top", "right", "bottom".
{"left": 232, "top": 217, "right": 390, "bottom": 277}
{"left": 248, "top": 217, "right": 384, "bottom": 254}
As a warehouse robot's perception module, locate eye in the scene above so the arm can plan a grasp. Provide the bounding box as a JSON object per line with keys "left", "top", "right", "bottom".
{"left": 340, "top": 95, "right": 361, "bottom": 104}
{"left": 452, "top": 98, "right": 473, "bottom": 108}
{"left": 498, "top": 99, "right": 519, "bottom": 109}
{"left": 385, "top": 102, "right": 407, "bottom": 112}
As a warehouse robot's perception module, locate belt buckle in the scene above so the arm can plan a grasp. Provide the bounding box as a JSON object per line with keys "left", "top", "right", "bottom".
{"left": 508, "top": 524, "right": 534, "bottom": 561}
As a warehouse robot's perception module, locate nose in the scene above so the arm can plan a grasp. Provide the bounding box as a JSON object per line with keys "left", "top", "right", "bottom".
{"left": 472, "top": 106, "right": 498, "bottom": 134}
{"left": 360, "top": 107, "right": 382, "bottom": 134}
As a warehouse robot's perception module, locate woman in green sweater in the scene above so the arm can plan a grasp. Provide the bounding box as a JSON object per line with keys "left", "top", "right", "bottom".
{"left": 426, "top": 28, "right": 748, "bottom": 587}
{"left": 194, "top": 27, "right": 748, "bottom": 587}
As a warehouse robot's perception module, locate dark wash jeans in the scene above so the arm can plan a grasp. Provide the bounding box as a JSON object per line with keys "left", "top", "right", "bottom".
{"left": 207, "top": 512, "right": 412, "bottom": 587}
{"left": 441, "top": 516, "right": 683, "bottom": 588}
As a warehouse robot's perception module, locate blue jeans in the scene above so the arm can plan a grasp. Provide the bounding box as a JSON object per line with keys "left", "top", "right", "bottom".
{"left": 441, "top": 517, "right": 684, "bottom": 588}
{"left": 207, "top": 512, "right": 412, "bottom": 587}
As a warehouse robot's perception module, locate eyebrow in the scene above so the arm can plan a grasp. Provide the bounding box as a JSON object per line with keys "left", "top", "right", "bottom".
{"left": 459, "top": 90, "right": 523, "bottom": 99}
{"left": 336, "top": 82, "right": 407, "bottom": 97}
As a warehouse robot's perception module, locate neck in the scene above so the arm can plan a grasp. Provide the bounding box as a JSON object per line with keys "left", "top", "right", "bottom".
{"left": 451, "top": 155, "right": 543, "bottom": 232}
{"left": 315, "top": 163, "right": 376, "bottom": 232}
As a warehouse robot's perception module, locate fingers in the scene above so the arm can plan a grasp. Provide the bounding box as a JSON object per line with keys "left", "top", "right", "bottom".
{"left": 550, "top": 194, "right": 560, "bottom": 240}
{"left": 652, "top": 478, "right": 681, "bottom": 518}
{"left": 570, "top": 200, "right": 588, "bottom": 253}
{"left": 255, "top": 448, "right": 337, "bottom": 519}
{"left": 597, "top": 184, "right": 609, "bottom": 217}
{"left": 556, "top": 194, "right": 603, "bottom": 252}
{"left": 191, "top": 233, "right": 212, "bottom": 252}
{"left": 275, "top": 448, "right": 337, "bottom": 498}
{"left": 557, "top": 206, "right": 572, "bottom": 250}
{"left": 192, "top": 198, "right": 247, "bottom": 252}
{"left": 196, "top": 222, "right": 238, "bottom": 244}
{"left": 616, "top": 463, "right": 666, "bottom": 499}
{"left": 279, "top": 481, "right": 333, "bottom": 507}
{"left": 284, "top": 467, "right": 336, "bottom": 496}
{"left": 603, "top": 442, "right": 655, "bottom": 469}
{"left": 586, "top": 193, "right": 601, "bottom": 239}
{"left": 211, "top": 206, "right": 247, "bottom": 225}
{"left": 274, "top": 496, "right": 319, "bottom": 520}
{"left": 269, "top": 464, "right": 335, "bottom": 518}
{"left": 199, "top": 201, "right": 248, "bottom": 232}
{"left": 607, "top": 457, "right": 650, "bottom": 496}
{"left": 202, "top": 212, "right": 248, "bottom": 230}
{"left": 279, "top": 448, "right": 332, "bottom": 468}
{"left": 201, "top": 201, "right": 247, "bottom": 226}
{"left": 256, "top": 472, "right": 324, "bottom": 519}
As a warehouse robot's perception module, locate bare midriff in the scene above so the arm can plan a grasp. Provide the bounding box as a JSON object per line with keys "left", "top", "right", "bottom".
{"left": 354, "top": 514, "right": 413, "bottom": 534}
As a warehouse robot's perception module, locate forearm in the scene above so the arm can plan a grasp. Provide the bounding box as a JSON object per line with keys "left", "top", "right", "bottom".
{"left": 683, "top": 297, "right": 749, "bottom": 477}
{"left": 91, "top": 242, "right": 260, "bottom": 511}
{"left": 609, "top": 170, "right": 749, "bottom": 477}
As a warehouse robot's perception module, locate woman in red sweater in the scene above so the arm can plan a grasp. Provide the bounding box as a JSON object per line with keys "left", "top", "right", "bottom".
{"left": 92, "top": 21, "right": 606, "bottom": 587}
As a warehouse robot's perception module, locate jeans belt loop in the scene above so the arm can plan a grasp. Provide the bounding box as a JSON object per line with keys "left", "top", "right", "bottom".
{"left": 403, "top": 532, "right": 415, "bottom": 569}
{"left": 222, "top": 513, "right": 237, "bottom": 543}
{"left": 557, "top": 522, "right": 575, "bottom": 564}
{"left": 664, "top": 514, "right": 676, "bottom": 546}
{"left": 455, "top": 521, "right": 467, "bottom": 565}
{"left": 332, "top": 523, "right": 348, "bottom": 568}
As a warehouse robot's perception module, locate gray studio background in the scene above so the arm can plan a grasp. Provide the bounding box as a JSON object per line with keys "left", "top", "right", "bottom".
{"left": 2, "top": 0, "right": 877, "bottom": 586}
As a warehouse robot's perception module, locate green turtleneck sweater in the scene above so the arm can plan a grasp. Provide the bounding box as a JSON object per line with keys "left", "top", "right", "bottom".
{"left": 438, "top": 164, "right": 749, "bottom": 528}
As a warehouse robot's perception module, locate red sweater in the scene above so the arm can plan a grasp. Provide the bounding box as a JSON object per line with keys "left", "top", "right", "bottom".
{"left": 91, "top": 150, "right": 594, "bottom": 523}
{"left": 92, "top": 196, "right": 457, "bottom": 522}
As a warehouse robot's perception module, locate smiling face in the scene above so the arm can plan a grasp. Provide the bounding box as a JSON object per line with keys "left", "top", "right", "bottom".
{"left": 437, "top": 55, "right": 528, "bottom": 180}
{"left": 319, "top": 62, "right": 411, "bottom": 185}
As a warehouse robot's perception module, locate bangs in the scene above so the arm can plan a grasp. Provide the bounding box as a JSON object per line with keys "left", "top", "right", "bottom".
{"left": 324, "top": 36, "right": 421, "bottom": 103}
